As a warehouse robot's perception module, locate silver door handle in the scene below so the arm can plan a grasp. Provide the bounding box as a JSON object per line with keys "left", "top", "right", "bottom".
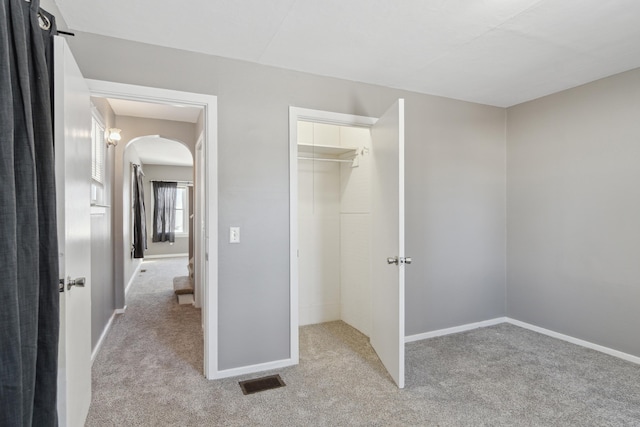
{"left": 67, "top": 276, "right": 86, "bottom": 291}
{"left": 387, "top": 256, "right": 412, "bottom": 265}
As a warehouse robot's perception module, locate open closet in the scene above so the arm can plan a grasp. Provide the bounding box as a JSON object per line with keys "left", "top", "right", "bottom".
{"left": 297, "top": 120, "right": 373, "bottom": 337}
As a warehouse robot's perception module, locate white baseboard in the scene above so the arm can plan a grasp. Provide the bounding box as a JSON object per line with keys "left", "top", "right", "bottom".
{"left": 144, "top": 253, "right": 189, "bottom": 259}
{"left": 115, "top": 306, "right": 126, "bottom": 314}
{"left": 505, "top": 318, "right": 640, "bottom": 365}
{"left": 405, "top": 317, "right": 506, "bottom": 343}
{"left": 91, "top": 310, "right": 117, "bottom": 364}
{"left": 404, "top": 316, "right": 640, "bottom": 366}
{"left": 125, "top": 262, "right": 142, "bottom": 296}
{"left": 211, "top": 358, "right": 297, "bottom": 380}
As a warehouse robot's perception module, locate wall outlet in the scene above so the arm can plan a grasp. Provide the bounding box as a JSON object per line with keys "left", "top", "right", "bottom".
{"left": 229, "top": 227, "right": 240, "bottom": 243}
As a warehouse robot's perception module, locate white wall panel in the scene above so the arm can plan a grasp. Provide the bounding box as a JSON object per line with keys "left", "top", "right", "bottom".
{"left": 298, "top": 157, "right": 340, "bottom": 326}
{"left": 340, "top": 214, "right": 371, "bottom": 336}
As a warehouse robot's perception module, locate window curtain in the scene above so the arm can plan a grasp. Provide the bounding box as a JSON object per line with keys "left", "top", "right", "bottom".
{"left": 0, "top": 1, "right": 60, "bottom": 425}
{"left": 132, "top": 164, "right": 147, "bottom": 258}
{"left": 152, "top": 181, "right": 177, "bottom": 243}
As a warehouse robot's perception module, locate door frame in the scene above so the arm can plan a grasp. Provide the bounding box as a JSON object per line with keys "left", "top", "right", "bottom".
{"left": 194, "top": 135, "right": 205, "bottom": 312}
{"left": 288, "top": 107, "right": 377, "bottom": 364}
{"left": 87, "top": 80, "right": 219, "bottom": 379}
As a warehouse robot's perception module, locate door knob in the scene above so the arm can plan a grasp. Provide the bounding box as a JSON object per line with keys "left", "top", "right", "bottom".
{"left": 67, "top": 276, "right": 86, "bottom": 291}
{"left": 388, "top": 256, "right": 412, "bottom": 265}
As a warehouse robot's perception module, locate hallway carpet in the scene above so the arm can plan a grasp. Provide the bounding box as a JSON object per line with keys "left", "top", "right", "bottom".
{"left": 86, "top": 260, "right": 640, "bottom": 426}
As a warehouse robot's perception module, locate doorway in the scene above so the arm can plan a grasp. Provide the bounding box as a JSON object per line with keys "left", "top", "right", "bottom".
{"left": 289, "top": 102, "right": 407, "bottom": 388}
{"left": 297, "top": 120, "right": 373, "bottom": 335}
{"left": 87, "top": 80, "right": 219, "bottom": 379}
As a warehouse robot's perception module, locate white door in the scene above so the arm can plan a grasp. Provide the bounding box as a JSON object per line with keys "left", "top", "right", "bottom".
{"left": 54, "top": 36, "right": 92, "bottom": 427}
{"left": 370, "top": 99, "right": 406, "bottom": 388}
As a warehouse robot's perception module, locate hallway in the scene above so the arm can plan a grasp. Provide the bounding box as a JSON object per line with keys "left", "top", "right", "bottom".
{"left": 87, "top": 257, "right": 203, "bottom": 425}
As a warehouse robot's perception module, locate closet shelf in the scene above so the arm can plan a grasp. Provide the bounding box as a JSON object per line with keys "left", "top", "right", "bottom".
{"left": 298, "top": 143, "right": 358, "bottom": 157}
{"left": 298, "top": 156, "right": 354, "bottom": 164}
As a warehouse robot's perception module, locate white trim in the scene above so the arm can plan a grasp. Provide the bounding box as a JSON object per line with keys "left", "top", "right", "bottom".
{"left": 115, "top": 306, "right": 126, "bottom": 314}
{"left": 289, "top": 107, "right": 378, "bottom": 369}
{"left": 125, "top": 262, "right": 142, "bottom": 296}
{"left": 505, "top": 318, "right": 640, "bottom": 365}
{"left": 397, "top": 99, "right": 405, "bottom": 389}
{"left": 143, "top": 253, "right": 189, "bottom": 259}
{"left": 294, "top": 107, "right": 377, "bottom": 127}
{"left": 87, "top": 79, "right": 218, "bottom": 380}
{"left": 288, "top": 108, "right": 300, "bottom": 366}
{"left": 404, "top": 317, "right": 640, "bottom": 366}
{"left": 213, "top": 358, "right": 297, "bottom": 380}
{"left": 91, "top": 310, "right": 117, "bottom": 364}
{"left": 404, "top": 317, "right": 507, "bottom": 343}
{"left": 194, "top": 134, "right": 205, "bottom": 311}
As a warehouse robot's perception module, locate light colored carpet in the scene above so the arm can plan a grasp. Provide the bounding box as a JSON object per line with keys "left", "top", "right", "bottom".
{"left": 86, "top": 259, "right": 640, "bottom": 426}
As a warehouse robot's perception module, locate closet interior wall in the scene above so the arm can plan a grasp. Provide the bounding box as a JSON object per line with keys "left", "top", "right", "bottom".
{"left": 298, "top": 121, "right": 373, "bottom": 337}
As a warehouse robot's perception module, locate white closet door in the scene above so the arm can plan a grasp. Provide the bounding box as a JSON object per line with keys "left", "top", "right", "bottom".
{"left": 370, "top": 99, "right": 406, "bottom": 388}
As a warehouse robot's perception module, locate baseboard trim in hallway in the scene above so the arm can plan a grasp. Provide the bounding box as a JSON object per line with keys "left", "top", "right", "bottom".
{"left": 91, "top": 310, "right": 117, "bottom": 364}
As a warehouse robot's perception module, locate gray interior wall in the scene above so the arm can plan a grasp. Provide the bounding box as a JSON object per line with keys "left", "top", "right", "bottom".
{"left": 116, "top": 116, "right": 197, "bottom": 155}
{"left": 89, "top": 97, "right": 115, "bottom": 350}
{"left": 142, "top": 164, "right": 194, "bottom": 257}
{"left": 507, "top": 68, "right": 640, "bottom": 357}
{"left": 405, "top": 97, "right": 507, "bottom": 334}
{"left": 68, "top": 32, "right": 507, "bottom": 371}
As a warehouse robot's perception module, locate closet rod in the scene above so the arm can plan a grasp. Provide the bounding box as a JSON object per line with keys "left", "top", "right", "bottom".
{"left": 297, "top": 157, "right": 353, "bottom": 164}
{"left": 151, "top": 180, "right": 193, "bottom": 186}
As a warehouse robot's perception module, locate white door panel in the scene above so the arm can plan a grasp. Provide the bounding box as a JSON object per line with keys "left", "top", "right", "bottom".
{"left": 371, "top": 99, "right": 405, "bottom": 388}
{"left": 54, "top": 36, "right": 92, "bottom": 427}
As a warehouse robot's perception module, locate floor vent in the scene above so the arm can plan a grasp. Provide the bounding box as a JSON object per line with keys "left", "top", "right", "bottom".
{"left": 239, "top": 374, "right": 285, "bottom": 395}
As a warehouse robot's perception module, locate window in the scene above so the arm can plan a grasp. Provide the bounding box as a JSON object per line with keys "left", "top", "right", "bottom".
{"left": 175, "top": 185, "right": 188, "bottom": 234}
{"left": 91, "top": 113, "right": 105, "bottom": 183}
{"left": 151, "top": 181, "right": 189, "bottom": 242}
{"left": 90, "top": 109, "right": 106, "bottom": 205}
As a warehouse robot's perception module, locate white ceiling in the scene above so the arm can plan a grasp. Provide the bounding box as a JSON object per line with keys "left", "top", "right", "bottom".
{"left": 55, "top": 0, "right": 640, "bottom": 107}
{"left": 107, "top": 98, "right": 201, "bottom": 123}
{"left": 130, "top": 135, "right": 193, "bottom": 167}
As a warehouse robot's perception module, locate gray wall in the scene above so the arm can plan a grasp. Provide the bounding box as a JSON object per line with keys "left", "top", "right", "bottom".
{"left": 143, "top": 164, "right": 194, "bottom": 257}
{"left": 90, "top": 97, "right": 116, "bottom": 350}
{"left": 405, "top": 98, "right": 506, "bottom": 333}
{"left": 507, "top": 68, "right": 640, "bottom": 357}
{"left": 117, "top": 116, "right": 197, "bottom": 155}
{"left": 68, "top": 32, "right": 507, "bottom": 370}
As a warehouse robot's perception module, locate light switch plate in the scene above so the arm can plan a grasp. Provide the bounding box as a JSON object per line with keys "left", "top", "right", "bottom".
{"left": 229, "top": 227, "right": 240, "bottom": 243}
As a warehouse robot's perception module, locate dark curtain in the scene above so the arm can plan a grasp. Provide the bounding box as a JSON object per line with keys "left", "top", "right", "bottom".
{"left": 132, "top": 164, "right": 147, "bottom": 258}
{"left": 0, "top": 0, "right": 60, "bottom": 426}
{"left": 152, "top": 181, "right": 177, "bottom": 243}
